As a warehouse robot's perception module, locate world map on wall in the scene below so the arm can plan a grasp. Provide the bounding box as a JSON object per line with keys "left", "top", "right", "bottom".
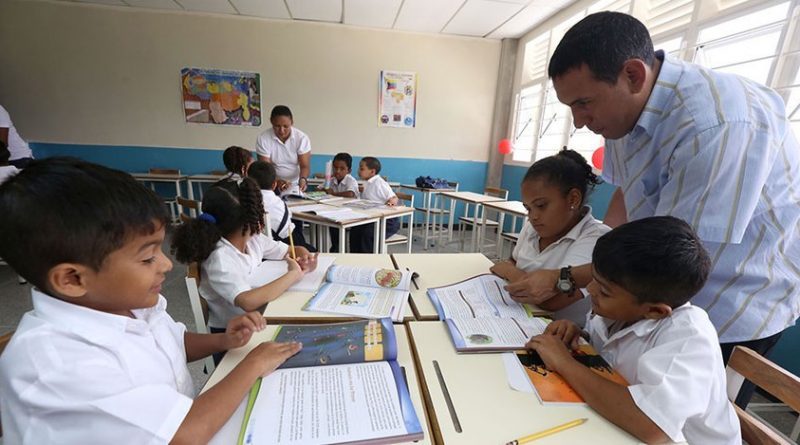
{"left": 180, "top": 67, "right": 261, "bottom": 127}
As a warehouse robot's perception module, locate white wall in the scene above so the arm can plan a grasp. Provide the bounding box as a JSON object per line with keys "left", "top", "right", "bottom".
{"left": 0, "top": 0, "right": 501, "bottom": 162}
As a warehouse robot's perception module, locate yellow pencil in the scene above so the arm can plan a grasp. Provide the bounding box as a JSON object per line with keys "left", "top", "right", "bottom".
{"left": 288, "top": 230, "right": 296, "bottom": 260}
{"left": 505, "top": 418, "right": 587, "bottom": 444}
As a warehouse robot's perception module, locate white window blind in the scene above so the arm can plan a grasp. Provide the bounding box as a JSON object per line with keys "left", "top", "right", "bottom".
{"left": 512, "top": 84, "right": 543, "bottom": 162}
{"left": 590, "top": 0, "right": 632, "bottom": 14}
{"left": 644, "top": 0, "right": 695, "bottom": 36}
{"left": 521, "top": 33, "right": 551, "bottom": 85}
{"left": 536, "top": 81, "right": 571, "bottom": 161}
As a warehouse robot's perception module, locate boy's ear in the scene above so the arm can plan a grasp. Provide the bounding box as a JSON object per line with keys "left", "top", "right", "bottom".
{"left": 47, "top": 263, "right": 92, "bottom": 299}
{"left": 642, "top": 302, "right": 672, "bottom": 320}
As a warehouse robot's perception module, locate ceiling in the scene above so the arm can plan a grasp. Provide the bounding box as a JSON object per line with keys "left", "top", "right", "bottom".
{"left": 39, "top": 0, "right": 576, "bottom": 39}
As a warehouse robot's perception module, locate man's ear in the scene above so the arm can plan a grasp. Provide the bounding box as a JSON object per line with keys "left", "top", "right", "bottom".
{"left": 47, "top": 263, "right": 92, "bottom": 299}
{"left": 621, "top": 59, "right": 649, "bottom": 94}
{"left": 642, "top": 302, "right": 672, "bottom": 320}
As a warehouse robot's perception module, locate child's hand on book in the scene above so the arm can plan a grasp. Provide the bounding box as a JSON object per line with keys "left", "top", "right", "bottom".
{"left": 286, "top": 257, "right": 305, "bottom": 278}
{"left": 526, "top": 334, "right": 575, "bottom": 373}
{"left": 223, "top": 312, "right": 267, "bottom": 350}
{"left": 544, "top": 319, "right": 583, "bottom": 349}
{"left": 248, "top": 341, "right": 303, "bottom": 376}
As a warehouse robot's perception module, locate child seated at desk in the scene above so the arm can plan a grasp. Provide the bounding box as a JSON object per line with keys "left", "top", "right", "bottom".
{"left": 222, "top": 145, "right": 254, "bottom": 182}
{"left": 491, "top": 149, "right": 609, "bottom": 326}
{"left": 527, "top": 216, "right": 740, "bottom": 445}
{"left": 0, "top": 158, "right": 302, "bottom": 443}
{"left": 349, "top": 156, "right": 399, "bottom": 253}
{"left": 247, "top": 160, "right": 317, "bottom": 252}
{"left": 171, "top": 178, "right": 317, "bottom": 363}
{"left": 325, "top": 152, "right": 359, "bottom": 251}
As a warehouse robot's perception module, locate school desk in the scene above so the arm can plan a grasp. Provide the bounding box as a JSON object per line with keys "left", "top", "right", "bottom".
{"left": 390, "top": 253, "right": 495, "bottom": 321}
{"left": 436, "top": 191, "right": 506, "bottom": 253}
{"left": 480, "top": 200, "right": 527, "bottom": 257}
{"left": 398, "top": 184, "right": 458, "bottom": 251}
{"left": 407, "top": 321, "right": 642, "bottom": 445}
{"left": 290, "top": 202, "right": 382, "bottom": 253}
{"left": 186, "top": 173, "right": 225, "bottom": 200}
{"left": 262, "top": 254, "right": 415, "bottom": 324}
{"left": 202, "top": 324, "right": 433, "bottom": 445}
{"left": 131, "top": 172, "right": 186, "bottom": 200}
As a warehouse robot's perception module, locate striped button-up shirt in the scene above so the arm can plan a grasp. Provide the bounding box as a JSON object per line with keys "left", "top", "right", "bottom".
{"left": 603, "top": 51, "right": 800, "bottom": 343}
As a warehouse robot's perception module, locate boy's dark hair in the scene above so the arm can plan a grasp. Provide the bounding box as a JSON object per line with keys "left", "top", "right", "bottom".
{"left": 0, "top": 158, "right": 169, "bottom": 293}
{"left": 270, "top": 105, "right": 293, "bottom": 121}
{"left": 171, "top": 178, "right": 265, "bottom": 264}
{"left": 222, "top": 145, "right": 252, "bottom": 176}
{"left": 593, "top": 216, "right": 710, "bottom": 308}
{"left": 247, "top": 160, "right": 277, "bottom": 190}
{"left": 0, "top": 140, "right": 10, "bottom": 164}
{"left": 333, "top": 152, "right": 352, "bottom": 171}
{"left": 360, "top": 156, "right": 381, "bottom": 174}
{"left": 548, "top": 11, "right": 655, "bottom": 84}
{"left": 523, "top": 148, "right": 600, "bottom": 205}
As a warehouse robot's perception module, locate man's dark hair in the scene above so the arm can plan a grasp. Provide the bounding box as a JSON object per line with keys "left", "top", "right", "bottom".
{"left": 361, "top": 156, "right": 381, "bottom": 174}
{"left": 593, "top": 216, "right": 710, "bottom": 307}
{"left": 0, "top": 158, "right": 169, "bottom": 293}
{"left": 333, "top": 152, "right": 352, "bottom": 171}
{"left": 548, "top": 11, "right": 655, "bottom": 84}
{"left": 247, "top": 160, "right": 277, "bottom": 190}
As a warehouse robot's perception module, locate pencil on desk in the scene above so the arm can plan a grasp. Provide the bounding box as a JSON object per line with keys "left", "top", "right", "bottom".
{"left": 288, "top": 230, "right": 296, "bottom": 260}
{"left": 505, "top": 418, "right": 587, "bottom": 444}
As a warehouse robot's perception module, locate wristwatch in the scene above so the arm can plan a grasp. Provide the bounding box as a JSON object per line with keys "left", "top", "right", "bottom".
{"left": 556, "top": 266, "right": 575, "bottom": 294}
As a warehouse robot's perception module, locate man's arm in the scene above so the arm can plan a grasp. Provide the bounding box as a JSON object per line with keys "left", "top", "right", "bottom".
{"left": 603, "top": 188, "right": 627, "bottom": 228}
{"left": 505, "top": 263, "right": 592, "bottom": 305}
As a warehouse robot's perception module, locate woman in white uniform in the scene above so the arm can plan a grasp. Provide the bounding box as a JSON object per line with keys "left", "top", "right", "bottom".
{"left": 255, "top": 105, "right": 311, "bottom": 196}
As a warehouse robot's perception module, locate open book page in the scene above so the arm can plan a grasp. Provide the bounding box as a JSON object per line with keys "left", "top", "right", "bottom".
{"left": 428, "top": 274, "right": 545, "bottom": 319}
{"left": 446, "top": 317, "right": 550, "bottom": 351}
{"left": 243, "top": 361, "right": 423, "bottom": 445}
{"left": 513, "top": 344, "right": 628, "bottom": 405}
{"left": 272, "top": 319, "right": 397, "bottom": 368}
{"left": 247, "top": 256, "right": 336, "bottom": 292}
{"left": 342, "top": 199, "right": 387, "bottom": 210}
{"left": 290, "top": 203, "right": 332, "bottom": 213}
{"left": 304, "top": 283, "right": 407, "bottom": 322}
{"left": 327, "top": 266, "right": 411, "bottom": 291}
{"left": 315, "top": 208, "right": 371, "bottom": 222}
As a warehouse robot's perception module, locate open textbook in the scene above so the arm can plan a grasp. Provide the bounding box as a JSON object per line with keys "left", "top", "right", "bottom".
{"left": 303, "top": 266, "right": 412, "bottom": 322}
{"left": 504, "top": 345, "right": 628, "bottom": 405}
{"left": 237, "top": 319, "right": 424, "bottom": 445}
{"left": 428, "top": 273, "right": 552, "bottom": 352}
{"left": 247, "top": 256, "right": 337, "bottom": 292}
{"left": 290, "top": 203, "right": 371, "bottom": 222}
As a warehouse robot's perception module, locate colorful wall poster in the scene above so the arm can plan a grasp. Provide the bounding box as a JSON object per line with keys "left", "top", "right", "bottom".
{"left": 180, "top": 67, "right": 261, "bottom": 126}
{"left": 379, "top": 70, "right": 417, "bottom": 128}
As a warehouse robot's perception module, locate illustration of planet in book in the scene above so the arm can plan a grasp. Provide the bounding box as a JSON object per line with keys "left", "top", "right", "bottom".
{"left": 341, "top": 290, "right": 369, "bottom": 306}
{"left": 466, "top": 334, "right": 493, "bottom": 345}
{"left": 375, "top": 269, "right": 402, "bottom": 288}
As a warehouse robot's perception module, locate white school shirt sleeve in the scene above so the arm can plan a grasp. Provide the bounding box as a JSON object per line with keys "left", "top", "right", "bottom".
{"left": 203, "top": 249, "right": 253, "bottom": 305}
{"left": 512, "top": 222, "right": 534, "bottom": 263}
{"left": 0, "top": 105, "right": 11, "bottom": 128}
{"left": 295, "top": 129, "right": 311, "bottom": 155}
{"left": 254, "top": 232, "right": 289, "bottom": 259}
{"left": 255, "top": 131, "right": 272, "bottom": 159}
{"left": 626, "top": 324, "right": 720, "bottom": 443}
{"left": 345, "top": 175, "right": 361, "bottom": 197}
{"left": 654, "top": 122, "right": 775, "bottom": 244}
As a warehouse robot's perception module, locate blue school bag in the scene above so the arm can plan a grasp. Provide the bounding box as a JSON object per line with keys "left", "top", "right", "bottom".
{"left": 415, "top": 176, "right": 450, "bottom": 189}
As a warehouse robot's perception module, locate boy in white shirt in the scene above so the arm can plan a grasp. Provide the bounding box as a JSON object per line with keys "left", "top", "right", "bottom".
{"left": 0, "top": 158, "right": 302, "bottom": 443}
{"left": 324, "top": 152, "right": 359, "bottom": 252}
{"left": 349, "top": 156, "right": 399, "bottom": 253}
{"left": 247, "top": 160, "right": 316, "bottom": 251}
{"left": 527, "top": 216, "right": 740, "bottom": 445}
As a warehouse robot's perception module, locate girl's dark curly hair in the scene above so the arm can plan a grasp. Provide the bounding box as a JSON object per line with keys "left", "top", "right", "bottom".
{"left": 171, "top": 178, "right": 265, "bottom": 264}
{"left": 222, "top": 145, "right": 253, "bottom": 177}
{"left": 523, "top": 148, "right": 601, "bottom": 205}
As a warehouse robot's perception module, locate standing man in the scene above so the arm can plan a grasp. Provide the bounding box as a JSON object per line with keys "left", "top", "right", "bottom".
{"left": 507, "top": 11, "right": 800, "bottom": 407}
{"left": 0, "top": 104, "right": 33, "bottom": 168}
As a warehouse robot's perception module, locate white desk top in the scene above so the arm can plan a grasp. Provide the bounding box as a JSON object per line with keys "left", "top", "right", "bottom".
{"left": 439, "top": 190, "right": 507, "bottom": 204}
{"left": 398, "top": 184, "right": 457, "bottom": 193}
{"left": 391, "top": 253, "right": 495, "bottom": 321}
{"left": 407, "top": 321, "right": 640, "bottom": 445}
{"left": 202, "top": 324, "right": 433, "bottom": 445}
{"left": 130, "top": 172, "right": 186, "bottom": 180}
{"left": 262, "top": 254, "right": 415, "bottom": 323}
{"left": 483, "top": 199, "right": 527, "bottom": 217}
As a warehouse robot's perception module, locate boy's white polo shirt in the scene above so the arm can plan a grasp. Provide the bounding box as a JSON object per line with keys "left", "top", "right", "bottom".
{"left": 361, "top": 175, "right": 395, "bottom": 203}
{"left": 0, "top": 289, "right": 194, "bottom": 443}
{"left": 512, "top": 208, "right": 609, "bottom": 325}
{"left": 586, "top": 304, "right": 741, "bottom": 445}
{"left": 261, "top": 189, "right": 294, "bottom": 238}
{"left": 201, "top": 234, "right": 288, "bottom": 328}
{"left": 330, "top": 174, "right": 360, "bottom": 197}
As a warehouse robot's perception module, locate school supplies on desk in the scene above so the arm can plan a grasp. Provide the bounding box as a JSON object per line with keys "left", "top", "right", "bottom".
{"left": 428, "top": 274, "right": 551, "bottom": 352}
{"left": 505, "top": 418, "right": 588, "bottom": 444}
{"left": 247, "top": 255, "right": 336, "bottom": 292}
{"left": 505, "top": 346, "right": 627, "bottom": 405}
{"left": 238, "top": 319, "right": 424, "bottom": 445}
{"left": 303, "top": 265, "right": 412, "bottom": 322}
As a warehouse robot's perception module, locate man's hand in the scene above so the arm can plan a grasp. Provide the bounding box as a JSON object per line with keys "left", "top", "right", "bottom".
{"left": 505, "top": 269, "right": 560, "bottom": 305}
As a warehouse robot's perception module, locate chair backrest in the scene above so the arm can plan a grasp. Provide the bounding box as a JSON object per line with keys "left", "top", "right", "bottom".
{"left": 149, "top": 167, "right": 181, "bottom": 175}
{"left": 186, "top": 263, "right": 209, "bottom": 328}
{"left": 177, "top": 196, "right": 201, "bottom": 219}
{"left": 484, "top": 186, "right": 509, "bottom": 200}
{"left": 726, "top": 346, "right": 800, "bottom": 445}
{"left": 447, "top": 181, "right": 460, "bottom": 191}
{"left": 209, "top": 170, "right": 228, "bottom": 176}
{"left": 313, "top": 172, "right": 326, "bottom": 179}
{"left": 396, "top": 192, "right": 414, "bottom": 207}
{"left": 179, "top": 213, "right": 192, "bottom": 224}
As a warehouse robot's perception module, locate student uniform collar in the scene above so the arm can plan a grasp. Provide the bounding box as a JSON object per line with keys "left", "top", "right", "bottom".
{"left": 630, "top": 50, "right": 684, "bottom": 139}
{"left": 219, "top": 236, "right": 250, "bottom": 256}
{"left": 262, "top": 189, "right": 277, "bottom": 199}
{"left": 366, "top": 175, "right": 380, "bottom": 184}
{"left": 270, "top": 128, "right": 296, "bottom": 146}
{"left": 593, "top": 302, "right": 693, "bottom": 344}
{"left": 30, "top": 288, "right": 166, "bottom": 341}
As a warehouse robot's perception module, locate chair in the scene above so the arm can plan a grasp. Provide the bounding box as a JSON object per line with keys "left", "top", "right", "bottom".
{"left": 149, "top": 168, "right": 181, "bottom": 223}
{"left": 726, "top": 346, "right": 800, "bottom": 444}
{"left": 0, "top": 257, "right": 26, "bottom": 284}
{"left": 416, "top": 181, "right": 459, "bottom": 248}
{"left": 0, "top": 330, "right": 13, "bottom": 437}
{"left": 177, "top": 196, "right": 201, "bottom": 219}
{"left": 185, "top": 263, "right": 215, "bottom": 373}
{"left": 457, "top": 187, "right": 509, "bottom": 253}
{"left": 498, "top": 215, "right": 525, "bottom": 259}
{"left": 385, "top": 192, "right": 415, "bottom": 253}
{"left": 209, "top": 170, "right": 228, "bottom": 176}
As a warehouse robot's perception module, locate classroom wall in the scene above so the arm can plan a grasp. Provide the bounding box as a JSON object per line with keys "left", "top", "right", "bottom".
{"left": 0, "top": 0, "right": 501, "bottom": 191}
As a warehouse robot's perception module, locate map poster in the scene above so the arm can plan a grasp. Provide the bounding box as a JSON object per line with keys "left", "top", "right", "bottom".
{"left": 180, "top": 67, "right": 261, "bottom": 126}
{"left": 378, "top": 70, "right": 417, "bottom": 128}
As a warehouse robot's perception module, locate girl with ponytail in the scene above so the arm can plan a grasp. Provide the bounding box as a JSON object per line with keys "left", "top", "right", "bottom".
{"left": 491, "top": 148, "right": 610, "bottom": 326}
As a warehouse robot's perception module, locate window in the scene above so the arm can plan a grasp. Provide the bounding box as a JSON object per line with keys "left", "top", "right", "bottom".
{"left": 511, "top": 84, "right": 543, "bottom": 162}
{"left": 643, "top": 0, "right": 695, "bottom": 36}
{"left": 521, "top": 33, "right": 550, "bottom": 85}
{"left": 537, "top": 81, "right": 571, "bottom": 160}
{"left": 655, "top": 36, "right": 683, "bottom": 57}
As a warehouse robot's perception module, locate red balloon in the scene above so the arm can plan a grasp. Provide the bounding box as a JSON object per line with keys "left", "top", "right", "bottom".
{"left": 498, "top": 138, "right": 513, "bottom": 155}
{"left": 592, "top": 146, "right": 604, "bottom": 170}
